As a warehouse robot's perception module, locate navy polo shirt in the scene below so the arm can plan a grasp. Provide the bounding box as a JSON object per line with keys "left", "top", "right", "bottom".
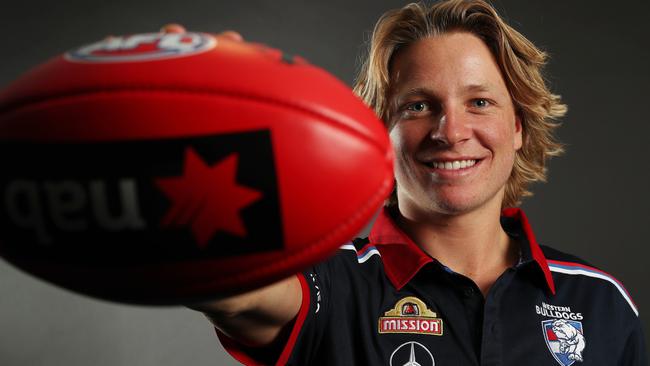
{"left": 217, "top": 207, "right": 647, "bottom": 365}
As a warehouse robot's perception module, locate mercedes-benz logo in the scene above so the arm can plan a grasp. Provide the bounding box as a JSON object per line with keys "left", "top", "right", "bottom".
{"left": 389, "top": 341, "right": 435, "bottom": 366}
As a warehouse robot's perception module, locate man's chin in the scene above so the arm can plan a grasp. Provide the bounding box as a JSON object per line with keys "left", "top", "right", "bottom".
{"left": 427, "top": 193, "right": 497, "bottom": 216}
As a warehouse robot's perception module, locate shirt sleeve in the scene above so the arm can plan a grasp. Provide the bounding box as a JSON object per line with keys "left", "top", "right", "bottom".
{"left": 278, "top": 254, "right": 339, "bottom": 365}
{"left": 215, "top": 252, "right": 341, "bottom": 365}
{"left": 619, "top": 318, "right": 649, "bottom": 366}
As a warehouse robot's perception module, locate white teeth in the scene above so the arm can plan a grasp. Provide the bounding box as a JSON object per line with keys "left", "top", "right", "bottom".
{"left": 431, "top": 160, "right": 477, "bottom": 170}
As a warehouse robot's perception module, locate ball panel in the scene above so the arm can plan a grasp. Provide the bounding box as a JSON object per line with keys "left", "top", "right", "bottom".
{"left": 0, "top": 88, "right": 393, "bottom": 303}
{"left": 0, "top": 91, "right": 388, "bottom": 239}
{"left": 0, "top": 37, "right": 386, "bottom": 151}
{"left": 273, "top": 118, "right": 393, "bottom": 246}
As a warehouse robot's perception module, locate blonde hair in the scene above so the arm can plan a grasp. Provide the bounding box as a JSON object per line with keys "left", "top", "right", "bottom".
{"left": 353, "top": 0, "right": 567, "bottom": 208}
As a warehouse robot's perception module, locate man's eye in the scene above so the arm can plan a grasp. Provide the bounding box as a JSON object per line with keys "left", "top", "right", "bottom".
{"left": 471, "top": 99, "right": 490, "bottom": 108}
{"left": 406, "top": 101, "right": 429, "bottom": 112}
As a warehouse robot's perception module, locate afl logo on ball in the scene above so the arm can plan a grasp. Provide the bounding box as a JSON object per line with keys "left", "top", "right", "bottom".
{"left": 65, "top": 32, "right": 216, "bottom": 63}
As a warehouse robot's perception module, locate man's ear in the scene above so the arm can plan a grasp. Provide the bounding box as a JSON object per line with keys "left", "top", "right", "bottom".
{"left": 514, "top": 114, "right": 523, "bottom": 150}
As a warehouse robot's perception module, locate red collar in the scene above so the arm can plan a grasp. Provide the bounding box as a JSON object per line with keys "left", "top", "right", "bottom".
{"left": 368, "top": 207, "right": 556, "bottom": 294}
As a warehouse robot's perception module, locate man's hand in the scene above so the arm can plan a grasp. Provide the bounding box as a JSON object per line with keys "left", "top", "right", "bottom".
{"left": 186, "top": 275, "right": 302, "bottom": 348}
{"left": 160, "top": 23, "right": 243, "bottom": 42}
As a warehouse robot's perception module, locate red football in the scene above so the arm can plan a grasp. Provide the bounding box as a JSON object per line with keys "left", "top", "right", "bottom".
{"left": 0, "top": 30, "right": 393, "bottom": 304}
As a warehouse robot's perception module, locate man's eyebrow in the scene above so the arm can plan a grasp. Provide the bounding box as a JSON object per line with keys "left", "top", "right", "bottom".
{"left": 395, "top": 84, "right": 494, "bottom": 97}
{"left": 388, "top": 87, "right": 438, "bottom": 111}
{"left": 396, "top": 87, "right": 437, "bottom": 98}
{"left": 462, "top": 83, "right": 493, "bottom": 93}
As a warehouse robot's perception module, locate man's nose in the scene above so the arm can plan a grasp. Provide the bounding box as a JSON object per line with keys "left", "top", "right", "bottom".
{"left": 429, "top": 106, "right": 471, "bottom": 146}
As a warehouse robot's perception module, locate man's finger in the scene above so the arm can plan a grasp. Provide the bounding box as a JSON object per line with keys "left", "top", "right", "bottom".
{"left": 217, "top": 30, "right": 244, "bottom": 42}
{"left": 160, "top": 23, "right": 186, "bottom": 33}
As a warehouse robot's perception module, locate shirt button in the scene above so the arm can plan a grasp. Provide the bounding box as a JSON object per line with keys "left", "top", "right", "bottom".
{"left": 463, "top": 287, "right": 475, "bottom": 297}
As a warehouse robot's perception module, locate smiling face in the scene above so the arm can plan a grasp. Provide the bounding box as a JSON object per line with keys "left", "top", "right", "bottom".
{"left": 388, "top": 32, "right": 522, "bottom": 217}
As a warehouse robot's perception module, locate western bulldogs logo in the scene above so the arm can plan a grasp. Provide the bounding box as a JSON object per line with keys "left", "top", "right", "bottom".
{"left": 542, "top": 319, "right": 586, "bottom": 365}
{"left": 65, "top": 32, "right": 216, "bottom": 63}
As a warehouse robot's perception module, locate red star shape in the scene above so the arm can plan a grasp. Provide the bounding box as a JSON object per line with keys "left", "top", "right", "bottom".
{"left": 154, "top": 147, "right": 262, "bottom": 248}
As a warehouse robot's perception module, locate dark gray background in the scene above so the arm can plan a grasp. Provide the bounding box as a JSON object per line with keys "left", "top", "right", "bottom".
{"left": 0, "top": 1, "right": 648, "bottom": 365}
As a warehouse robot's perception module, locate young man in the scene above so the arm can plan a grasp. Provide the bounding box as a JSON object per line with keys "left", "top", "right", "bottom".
{"left": 191, "top": 1, "right": 648, "bottom": 364}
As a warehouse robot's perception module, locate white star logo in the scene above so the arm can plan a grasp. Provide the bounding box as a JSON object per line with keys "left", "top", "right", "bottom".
{"left": 389, "top": 341, "right": 435, "bottom": 366}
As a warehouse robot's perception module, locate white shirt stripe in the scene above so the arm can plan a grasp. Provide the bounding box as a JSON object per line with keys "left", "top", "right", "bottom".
{"left": 339, "top": 243, "right": 381, "bottom": 263}
{"left": 358, "top": 248, "right": 381, "bottom": 263}
{"left": 340, "top": 244, "right": 356, "bottom": 252}
{"left": 549, "top": 265, "right": 638, "bottom": 317}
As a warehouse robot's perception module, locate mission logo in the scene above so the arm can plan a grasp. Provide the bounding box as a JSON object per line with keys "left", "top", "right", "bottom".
{"left": 379, "top": 296, "right": 443, "bottom": 336}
